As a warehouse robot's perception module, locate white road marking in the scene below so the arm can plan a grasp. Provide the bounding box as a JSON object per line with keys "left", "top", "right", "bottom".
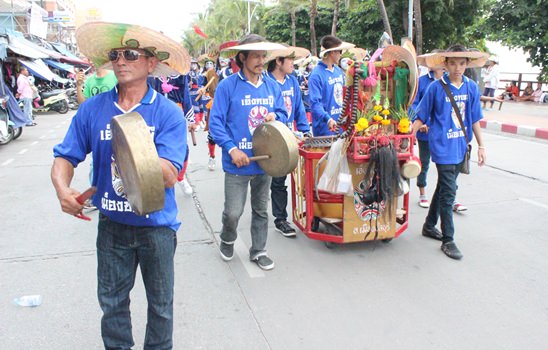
{"left": 2, "top": 159, "right": 14, "bottom": 166}
{"left": 234, "top": 237, "right": 265, "bottom": 278}
{"left": 39, "top": 135, "right": 46, "bottom": 139}
{"left": 55, "top": 124, "right": 61, "bottom": 128}
{"left": 48, "top": 129, "right": 55, "bottom": 133}
{"left": 519, "top": 198, "right": 548, "bottom": 211}
{"left": 31, "top": 141, "right": 38, "bottom": 146}
{"left": 18, "top": 149, "right": 27, "bottom": 155}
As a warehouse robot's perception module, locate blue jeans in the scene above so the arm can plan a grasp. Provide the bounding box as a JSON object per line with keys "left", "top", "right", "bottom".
{"left": 417, "top": 139, "right": 431, "bottom": 189}
{"left": 221, "top": 173, "right": 271, "bottom": 259}
{"left": 97, "top": 214, "right": 177, "bottom": 350}
{"left": 21, "top": 97, "right": 33, "bottom": 124}
{"left": 424, "top": 164, "right": 460, "bottom": 242}
{"left": 270, "top": 175, "right": 288, "bottom": 222}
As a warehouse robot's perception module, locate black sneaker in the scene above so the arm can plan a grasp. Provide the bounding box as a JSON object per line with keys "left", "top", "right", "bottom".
{"left": 219, "top": 242, "right": 234, "bottom": 261}
{"left": 422, "top": 225, "right": 443, "bottom": 241}
{"left": 441, "top": 241, "right": 463, "bottom": 260}
{"left": 251, "top": 255, "right": 275, "bottom": 270}
{"left": 275, "top": 220, "right": 296, "bottom": 237}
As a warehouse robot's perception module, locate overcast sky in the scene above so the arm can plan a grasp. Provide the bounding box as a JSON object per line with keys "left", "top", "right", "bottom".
{"left": 78, "top": 0, "right": 211, "bottom": 41}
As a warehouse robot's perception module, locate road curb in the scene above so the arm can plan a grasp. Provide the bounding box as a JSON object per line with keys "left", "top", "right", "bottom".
{"left": 479, "top": 120, "right": 548, "bottom": 140}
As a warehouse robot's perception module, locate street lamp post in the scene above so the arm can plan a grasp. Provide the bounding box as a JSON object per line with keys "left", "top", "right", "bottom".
{"left": 244, "top": 0, "right": 260, "bottom": 35}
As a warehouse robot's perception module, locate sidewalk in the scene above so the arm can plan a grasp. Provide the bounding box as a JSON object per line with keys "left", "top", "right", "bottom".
{"left": 480, "top": 100, "right": 548, "bottom": 140}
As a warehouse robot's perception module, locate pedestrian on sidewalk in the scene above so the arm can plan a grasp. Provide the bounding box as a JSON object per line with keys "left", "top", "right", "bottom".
{"left": 412, "top": 45, "right": 487, "bottom": 260}
{"left": 208, "top": 34, "right": 287, "bottom": 270}
{"left": 482, "top": 57, "right": 500, "bottom": 110}
{"left": 16, "top": 67, "right": 36, "bottom": 126}
{"left": 266, "top": 45, "right": 311, "bottom": 237}
{"left": 51, "top": 22, "right": 189, "bottom": 349}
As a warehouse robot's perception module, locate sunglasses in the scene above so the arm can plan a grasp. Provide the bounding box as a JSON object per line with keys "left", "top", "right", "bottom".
{"left": 108, "top": 49, "right": 151, "bottom": 62}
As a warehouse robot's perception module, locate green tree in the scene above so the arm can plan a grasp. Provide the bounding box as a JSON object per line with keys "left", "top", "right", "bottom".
{"left": 485, "top": 0, "right": 547, "bottom": 79}
{"left": 266, "top": 0, "right": 308, "bottom": 46}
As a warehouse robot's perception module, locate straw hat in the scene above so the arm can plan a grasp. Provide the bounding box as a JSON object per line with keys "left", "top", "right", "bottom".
{"left": 382, "top": 40, "right": 418, "bottom": 106}
{"left": 343, "top": 47, "right": 368, "bottom": 61}
{"left": 319, "top": 41, "right": 355, "bottom": 58}
{"left": 417, "top": 49, "right": 489, "bottom": 69}
{"left": 197, "top": 52, "right": 218, "bottom": 65}
{"left": 76, "top": 22, "right": 191, "bottom": 76}
{"left": 265, "top": 46, "right": 310, "bottom": 64}
{"left": 220, "top": 41, "right": 288, "bottom": 58}
{"left": 296, "top": 55, "right": 319, "bottom": 69}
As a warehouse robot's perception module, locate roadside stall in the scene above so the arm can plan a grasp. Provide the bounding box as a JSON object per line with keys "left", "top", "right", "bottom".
{"left": 291, "top": 41, "right": 419, "bottom": 247}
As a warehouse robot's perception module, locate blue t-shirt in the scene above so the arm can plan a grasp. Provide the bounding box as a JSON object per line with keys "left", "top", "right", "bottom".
{"left": 411, "top": 72, "right": 436, "bottom": 141}
{"left": 266, "top": 72, "right": 310, "bottom": 133}
{"left": 148, "top": 75, "right": 195, "bottom": 124}
{"left": 416, "top": 74, "right": 482, "bottom": 165}
{"left": 308, "top": 61, "right": 345, "bottom": 136}
{"left": 209, "top": 72, "right": 288, "bottom": 175}
{"left": 53, "top": 85, "right": 187, "bottom": 231}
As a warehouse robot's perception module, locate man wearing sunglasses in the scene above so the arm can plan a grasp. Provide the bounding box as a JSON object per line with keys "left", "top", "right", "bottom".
{"left": 51, "top": 23, "right": 190, "bottom": 349}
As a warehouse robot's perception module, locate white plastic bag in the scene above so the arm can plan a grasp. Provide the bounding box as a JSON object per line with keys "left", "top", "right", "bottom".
{"left": 317, "top": 139, "right": 353, "bottom": 195}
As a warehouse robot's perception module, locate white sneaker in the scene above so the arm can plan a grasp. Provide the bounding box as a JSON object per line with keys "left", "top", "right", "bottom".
{"left": 181, "top": 178, "right": 193, "bottom": 196}
{"left": 452, "top": 202, "right": 468, "bottom": 212}
{"left": 208, "top": 157, "right": 215, "bottom": 171}
{"left": 418, "top": 195, "right": 430, "bottom": 208}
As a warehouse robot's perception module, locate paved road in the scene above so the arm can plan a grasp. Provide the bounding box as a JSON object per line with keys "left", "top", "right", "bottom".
{"left": 1, "top": 112, "right": 547, "bottom": 349}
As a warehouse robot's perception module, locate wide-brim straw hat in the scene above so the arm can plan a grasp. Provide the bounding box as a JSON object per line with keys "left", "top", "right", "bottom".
{"left": 488, "top": 55, "right": 499, "bottom": 64}
{"left": 197, "top": 52, "right": 218, "bottom": 65}
{"left": 295, "top": 55, "right": 319, "bottom": 68}
{"left": 265, "top": 46, "right": 310, "bottom": 64}
{"left": 417, "top": 50, "right": 489, "bottom": 69}
{"left": 319, "top": 41, "right": 355, "bottom": 58}
{"left": 343, "top": 47, "right": 368, "bottom": 61}
{"left": 220, "top": 41, "right": 288, "bottom": 58}
{"left": 76, "top": 22, "right": 191, "bottom": 76}
{"left": 382, "top": 40, "right": 418, "bottom": 106}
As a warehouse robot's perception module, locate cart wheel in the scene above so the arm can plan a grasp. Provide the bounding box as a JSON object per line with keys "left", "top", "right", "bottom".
{"left": 311, "top": 216, "right": 320, "bottom": 232}
{"left": 381, "top": 238, "right": 393, "bottom": 243}
{"left": 324, "top": 241, "right": 339, "bottom": 249}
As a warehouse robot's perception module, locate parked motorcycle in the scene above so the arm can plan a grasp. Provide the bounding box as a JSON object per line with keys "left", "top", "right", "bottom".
{"left": 21, "top": 89, "right": 70, "bottom": 114}
{"left": 0, "top": 96, "right": 15, "bottom": 145}
{"left": 65, "top": 87, "right": 79, "bottom": 110}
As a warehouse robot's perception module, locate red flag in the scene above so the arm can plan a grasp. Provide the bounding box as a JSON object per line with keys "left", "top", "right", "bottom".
{"left": 193, "top": 24, "right": 208, "bottom": 39}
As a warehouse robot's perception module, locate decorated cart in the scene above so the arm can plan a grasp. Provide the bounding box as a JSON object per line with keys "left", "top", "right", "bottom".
{"left": 291, "top": 41, "right": 420, "bottom": 247}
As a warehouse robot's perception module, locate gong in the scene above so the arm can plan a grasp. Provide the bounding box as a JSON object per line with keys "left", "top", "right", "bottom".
{"left": 250, "top": 121, "right": 299, "bottom": 177}
{"left": 111, "top": 112, "right": 165, "bottom": 215}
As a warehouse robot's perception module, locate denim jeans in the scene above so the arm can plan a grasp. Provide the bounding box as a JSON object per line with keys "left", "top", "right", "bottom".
{"left": 221, "top": 173, "right": 271, "bottom": 259}
{"left": 416, "top": 139, "right": 431, "bottom": 189}
{"left": 22, "top": 97, "right": 33, "bottom": 124}
{"left": 424, "top": 164, "right": 460, "bottom": 242}
{"left": 97, "top": 214, "right": 177, "bottom": 350}
{"left": 270, "top": 175, "right": 288, "bottom": 222}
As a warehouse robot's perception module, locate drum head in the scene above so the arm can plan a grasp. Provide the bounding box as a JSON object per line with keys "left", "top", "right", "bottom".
{"left": 111, "top": 112, "right": 165, "bottom": 215}
{"left": 252, "top": 121, "right": 299, "bottom": 177}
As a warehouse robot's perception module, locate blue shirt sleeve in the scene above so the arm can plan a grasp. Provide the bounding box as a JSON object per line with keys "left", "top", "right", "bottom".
{"left": 292, "top": 78, "right": 310, "bottom": 132}
{"left": 154, "top": 105, "right": 187, "bottom": 172}
{"left": 273, "top": 85, "right": 288, "bottom": 124}
{"left": 308, "top": 72, "right": 330, "bottom": 125}
{"left": 53, "top": 106, "right": 91, "bottom": 167}
{"left": 416, "top": 82, "right": 436, "bottom": 125}
{"left": 208, "top": 80, "right": 236, "bottom": 152}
